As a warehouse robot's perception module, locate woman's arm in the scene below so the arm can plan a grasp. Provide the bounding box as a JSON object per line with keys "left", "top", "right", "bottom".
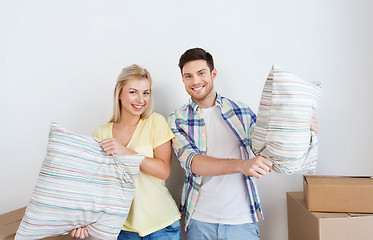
{"left": 139, "top": 141, "right": 172, "bottom": 180}
{"left": 101, "top": 138, "right": 172, "bottom": 180}
{"left": 311, "top": 115, "right": 320, "bottom": 134}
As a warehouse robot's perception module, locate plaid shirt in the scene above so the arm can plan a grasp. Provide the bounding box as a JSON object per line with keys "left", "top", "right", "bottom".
{"left": 167, "top": 92, "right": 263, "bottom": 230}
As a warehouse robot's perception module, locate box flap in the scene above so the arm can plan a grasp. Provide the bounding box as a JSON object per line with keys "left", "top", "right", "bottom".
{"left": 0, "top": 219, "right": 22, "bottom": 239}
{"left": 0, "top": 207, "right": 26, "bottom": 240}
{"left": 313, "top": 212, "right": 349, "bottom": 218}
{"left": 0, "top": 207, "right": 75, "bottom": 240}
{"left": 304, "top": 175, "right": 373, "bottom": 186}
{"left": 0, "top": 207, "right": 26, "bottom": 225}
{"left": 312, "top": 210, "right": 373, "bottom": 219}
{"left": 348, "top": 213, "right": 373, "bottom": 218}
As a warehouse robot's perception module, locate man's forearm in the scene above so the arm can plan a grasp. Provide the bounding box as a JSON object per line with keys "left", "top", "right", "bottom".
{"left": 190, "top": 154, "right": 273, "bottom": 178}
{"left": 190, "top": 154, "right": 242, "bottom": 176}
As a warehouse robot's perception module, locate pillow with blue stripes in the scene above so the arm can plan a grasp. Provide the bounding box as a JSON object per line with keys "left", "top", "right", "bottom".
{"left": 251, "top": 65, "right": 321, "bottom": 174}
{"left": 15, "top": 122, "right": 144, "bottom": 240}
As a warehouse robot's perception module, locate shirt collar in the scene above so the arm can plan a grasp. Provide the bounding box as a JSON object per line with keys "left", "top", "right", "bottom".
{"left": 188, "top": 92, "right": 223, "bottom": 113}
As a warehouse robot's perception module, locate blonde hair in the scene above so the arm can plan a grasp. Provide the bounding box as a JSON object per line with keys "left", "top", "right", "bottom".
{"left": 110, "top": 64, "right": 153, "bottom": 123}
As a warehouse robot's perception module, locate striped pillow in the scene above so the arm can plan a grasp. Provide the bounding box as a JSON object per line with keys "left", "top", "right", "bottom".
{"left": 251, "top": 65, "right": 321, "bottom": 174}
{"left": 15, "top": 123, "right": 144, "bottom": 240}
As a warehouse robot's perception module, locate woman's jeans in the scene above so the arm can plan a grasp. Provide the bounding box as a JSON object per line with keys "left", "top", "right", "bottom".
{"left": 117, "top": 220, "right": 181, "bottom": 240}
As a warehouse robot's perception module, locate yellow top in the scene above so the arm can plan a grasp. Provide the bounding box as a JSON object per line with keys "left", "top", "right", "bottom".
{"left": 92, "top": 112, "right": 180, "bottom": 236}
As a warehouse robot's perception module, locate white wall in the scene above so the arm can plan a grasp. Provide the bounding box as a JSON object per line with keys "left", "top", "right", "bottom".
{"left": 1, "top": 1, "right": 373, "bottom": 239}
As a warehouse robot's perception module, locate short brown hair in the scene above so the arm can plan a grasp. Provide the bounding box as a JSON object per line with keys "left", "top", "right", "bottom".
{"left": 178, "top": 48, "right": 214, "bottom": 72}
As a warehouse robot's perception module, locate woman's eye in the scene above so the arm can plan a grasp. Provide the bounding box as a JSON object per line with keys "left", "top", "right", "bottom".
{"left": 130, "top": 91, "right": 136, "bottom": 94}
{"left": 144, "top": 92, "right": 150, "bottom": 95}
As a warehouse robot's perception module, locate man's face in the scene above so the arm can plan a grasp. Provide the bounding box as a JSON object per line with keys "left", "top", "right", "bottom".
{"left": 181, "top": 59, "right": 217, "bottom": 104}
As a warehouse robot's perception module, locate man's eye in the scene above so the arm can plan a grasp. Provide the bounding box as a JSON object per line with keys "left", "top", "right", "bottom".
{"left": 199, "top": 72, "right": 205, "bottom": 75}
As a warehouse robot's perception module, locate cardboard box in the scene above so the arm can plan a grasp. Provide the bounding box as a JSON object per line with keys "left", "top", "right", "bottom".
{"left": 303, "top": 175, "right": 373, "bottom": 213}
{"left": 287, "top": 192, "right": 373, "bottom": 240}
{"left": 0, "top": 207, "right": 74, "bottom": 240}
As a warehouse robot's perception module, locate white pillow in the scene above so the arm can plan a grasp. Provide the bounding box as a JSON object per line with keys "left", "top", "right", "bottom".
{"left": 15, "top": 122, "right": 144, "bottom": 240}
{"left": 251, "top": 65, "right": 321, "bottom": 174}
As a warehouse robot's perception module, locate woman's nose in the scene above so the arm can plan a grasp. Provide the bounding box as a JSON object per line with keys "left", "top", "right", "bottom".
{"left": 136, "top": 94, "right": 144, "bottom": 103}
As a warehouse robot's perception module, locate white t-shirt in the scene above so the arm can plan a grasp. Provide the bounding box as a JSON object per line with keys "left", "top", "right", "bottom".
{"left": 192, "top": 105, "right": 253, "bottom": 224}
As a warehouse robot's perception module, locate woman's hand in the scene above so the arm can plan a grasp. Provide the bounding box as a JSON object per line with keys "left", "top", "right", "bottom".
{"left": 310, "top": 115, "right": 320, "bottom": 134}
{"left": 101, "top": 138, "right": 136, "bottom": 155}
{"left": 71, "top": 227, "right": 89, "bottom": 239}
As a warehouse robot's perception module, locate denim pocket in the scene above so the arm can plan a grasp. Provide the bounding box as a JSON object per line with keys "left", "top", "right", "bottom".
{"left": 243, "top": 223, "right": 260, "bottom": 236}
{"left": 165, "top": 220, "right": 181, "bottom": 232}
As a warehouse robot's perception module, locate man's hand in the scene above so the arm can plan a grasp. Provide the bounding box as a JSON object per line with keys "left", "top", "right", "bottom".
{"left": 240, "top": 156, "right": 272, "bottom": 179}
{"left": 71, "top": 227, "right": 89, "bottom": 239}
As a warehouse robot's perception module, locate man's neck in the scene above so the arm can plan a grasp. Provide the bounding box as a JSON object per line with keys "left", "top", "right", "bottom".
{"left": 193, "top": 91, "right": 217, "bottom": 109}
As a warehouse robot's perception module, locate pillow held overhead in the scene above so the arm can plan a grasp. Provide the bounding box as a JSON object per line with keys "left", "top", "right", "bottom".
{"left": 15, "top": 122, "right": 144, "bottom": 240}
{"left": 251, "top": 64, "right": 322, "bottom": 174}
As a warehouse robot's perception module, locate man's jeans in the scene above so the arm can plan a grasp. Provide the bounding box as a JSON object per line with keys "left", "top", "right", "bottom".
{"left": 117, "top": 220, "right": 181, "bottom": 240}
{"left": 187, "top": 219, "right": 260, "bottom": 240}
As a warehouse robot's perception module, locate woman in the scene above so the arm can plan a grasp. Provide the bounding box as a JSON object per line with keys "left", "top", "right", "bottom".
{"left": 71, "top": 64, "right": 181, "bottom": 239}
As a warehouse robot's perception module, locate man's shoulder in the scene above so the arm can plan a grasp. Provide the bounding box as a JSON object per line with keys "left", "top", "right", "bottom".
{"left": 220, "top": 95, "right": 250, "bottom": 110}
{"left": 219, "top": 95, "right": 256, "bottom": 123}
{"left": 168, "top": 103, "right": 191, "bottom": 120}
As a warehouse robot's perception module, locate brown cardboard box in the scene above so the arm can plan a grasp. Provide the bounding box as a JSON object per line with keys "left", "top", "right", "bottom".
{"left": 287, "top": 192, "right": 373, "bottom": 240}
{"left": 0, "top": 207, "right": 74, "bottom": 240}
{"left": 303, "top": 175, "right": 373, "bottom": 213}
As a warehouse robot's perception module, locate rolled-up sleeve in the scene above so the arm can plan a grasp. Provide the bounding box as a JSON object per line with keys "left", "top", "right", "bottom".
{"left": 168, "top": 112, "right": 199, "bottom": 175}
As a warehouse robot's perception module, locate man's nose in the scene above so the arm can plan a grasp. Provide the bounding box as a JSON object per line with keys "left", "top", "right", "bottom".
{"left": 192, "top": 74, "right": 201, "bottom": 82}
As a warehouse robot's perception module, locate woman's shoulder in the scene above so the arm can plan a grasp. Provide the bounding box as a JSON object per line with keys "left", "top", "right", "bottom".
{"left": 94, "top": 122, "right": 113, "bottom": 131}
{"left": 92, "top": 122, "right": 113, "bottom": 138}
{"left": 141, "top": 113, "right": 170, "bottom": 130}
{"left": 145, "top": 112, "right": 167, "bottom": 122}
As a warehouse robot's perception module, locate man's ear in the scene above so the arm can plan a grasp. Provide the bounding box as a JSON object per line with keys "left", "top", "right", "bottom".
{"left": 212, "top": 68, "right": 217, "bottom": 80}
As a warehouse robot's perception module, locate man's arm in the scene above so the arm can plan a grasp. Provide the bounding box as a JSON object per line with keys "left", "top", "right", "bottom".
{"left": 190, "top": 154, "right": 272, "bottom": 179}
{"left": 168, "top": 112, "right": 199, "bottom": 175}
{"left": 168, "top": 108, "right": 272, "bottom": 179}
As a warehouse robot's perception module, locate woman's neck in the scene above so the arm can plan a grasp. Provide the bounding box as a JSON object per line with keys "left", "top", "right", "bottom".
{"left": 115, "top": 111, "right": 140, "bottom": 130}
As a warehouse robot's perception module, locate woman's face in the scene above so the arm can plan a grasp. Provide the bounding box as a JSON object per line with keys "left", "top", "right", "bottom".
{"left": 119, "top": 78, "right": 151, "bottom": 117}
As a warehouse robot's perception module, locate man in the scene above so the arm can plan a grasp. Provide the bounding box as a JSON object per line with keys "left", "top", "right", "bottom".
{"left": 167, "top": 48, "right": 273, "bottom": 239}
